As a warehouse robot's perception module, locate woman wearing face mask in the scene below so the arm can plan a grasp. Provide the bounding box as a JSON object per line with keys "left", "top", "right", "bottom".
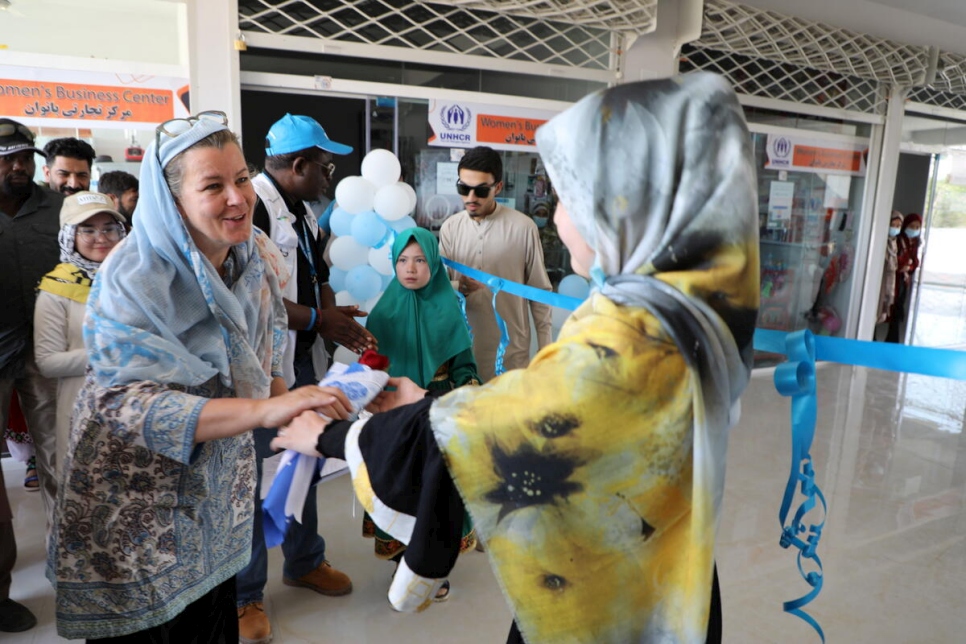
{"left": 874, "top": 211, "right": 903, "bottom": 336}
{"left": 34, "top": 192, "right": 127, "bottom": 485}
{"left": 886, "top": 212, "right": 923, "bottom": 343}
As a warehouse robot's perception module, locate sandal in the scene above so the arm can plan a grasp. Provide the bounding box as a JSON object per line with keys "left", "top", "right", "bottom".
{"left": 24, "top": 457, "right": 39, "bottom": 492}
{"left": 391, "top": 562, "right": 451, "bottom": 602}
{"left": 434, "top": 580, "right": 451, "bottom": 602}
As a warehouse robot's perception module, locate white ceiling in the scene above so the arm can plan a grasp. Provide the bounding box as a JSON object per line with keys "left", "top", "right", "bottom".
{"left": 740, "top": 0, "right": 966, "bottom": 56}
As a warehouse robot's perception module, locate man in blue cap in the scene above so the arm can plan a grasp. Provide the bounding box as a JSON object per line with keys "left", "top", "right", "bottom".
{"left": 239, "top": 114, "right": 375, "bottom": 644}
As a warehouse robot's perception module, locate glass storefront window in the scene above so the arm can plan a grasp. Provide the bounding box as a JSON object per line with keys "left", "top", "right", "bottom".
{"left": 751, "top": 131, "right": 868, "bottom": 365}
{"left": 397, "top": 98, "right": 572, "bottom": 287}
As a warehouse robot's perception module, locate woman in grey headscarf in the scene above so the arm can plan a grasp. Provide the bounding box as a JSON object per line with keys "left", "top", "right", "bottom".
{"left": 274, "top": 73, "right": 760, "bottom": 643}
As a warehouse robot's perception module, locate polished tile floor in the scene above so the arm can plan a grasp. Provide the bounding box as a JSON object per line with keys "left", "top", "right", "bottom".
{"left": 4, "top": 364, "right": 966, "bottom": 643}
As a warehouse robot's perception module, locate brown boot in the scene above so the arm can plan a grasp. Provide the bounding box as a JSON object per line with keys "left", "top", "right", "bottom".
{"left": 283, "top": 561, "right": 353, "bottom": 596}
{"left": 238, "top": 602, "right": 272, "bottom": 644}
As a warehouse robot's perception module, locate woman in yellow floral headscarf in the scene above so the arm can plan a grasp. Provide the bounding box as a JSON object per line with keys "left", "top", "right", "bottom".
{"left": 274, "top": 72, "right": 760, "bottom": 643}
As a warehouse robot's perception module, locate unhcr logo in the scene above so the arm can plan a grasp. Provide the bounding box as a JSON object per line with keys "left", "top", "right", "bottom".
{"left": 441, "top": 104, "right": 472, "bottom": 131}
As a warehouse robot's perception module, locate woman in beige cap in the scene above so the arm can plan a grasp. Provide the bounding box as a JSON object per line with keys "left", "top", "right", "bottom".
{"left": 33, "top": 191, "right": 127, "bottom": 480}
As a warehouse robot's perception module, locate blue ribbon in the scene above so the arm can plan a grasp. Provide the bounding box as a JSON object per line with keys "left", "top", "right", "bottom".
{"left": 441, "top": 257, "right": 582, "bottom": 377}
{"left": 441, "top": 258, "right": 584, "bottom": 311}
{"left": 756, "top": 328, "right": 966, "bottom": 380}
{"left": 771, "top": 330, "right": 827, "bottom": 643}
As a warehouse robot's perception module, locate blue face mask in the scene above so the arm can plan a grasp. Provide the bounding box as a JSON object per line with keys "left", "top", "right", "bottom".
{"left": 889, "top": 227, "right": 901, "bottom": 237}
{"left": 906, "top": 229, "right": 921, "bottom": 239}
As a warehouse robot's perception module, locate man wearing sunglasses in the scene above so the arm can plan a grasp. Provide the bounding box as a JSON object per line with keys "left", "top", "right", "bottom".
{"left": 242, "top": 113, "right": 374, "bottom": 644}
{"left": 0, "top": 118, "right": 63, "bottom": 634}
{"left": 439, "top": 145, "right": 553, "bottom": 382}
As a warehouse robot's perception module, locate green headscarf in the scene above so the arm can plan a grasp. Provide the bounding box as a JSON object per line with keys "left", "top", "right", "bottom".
{"left": 367, "top": 228, "right": 473, "bottom": 388}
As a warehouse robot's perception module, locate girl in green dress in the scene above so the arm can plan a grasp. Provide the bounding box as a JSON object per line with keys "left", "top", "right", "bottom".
{"left": 363, "top": 227, "right": 479, "bottom": 599}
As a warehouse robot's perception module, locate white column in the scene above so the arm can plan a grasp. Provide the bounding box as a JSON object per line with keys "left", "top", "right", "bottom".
{"left": 619, "top": 0, "right": 703, "bottom": 82}
{"left": 855, "top": 86, "right": 907, "bottom": 340}
{"left": 186, "top": 0, "right": 242, "bottom": 133}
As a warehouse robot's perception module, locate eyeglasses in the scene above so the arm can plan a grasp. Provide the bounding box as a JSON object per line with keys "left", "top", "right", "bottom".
{"left": 455, "top": 180, "right": 497, "bottom": 198}
{"left": 308, "top": 159, "right": 336, "bottom": 179}
{"left": 155, "top": 110, "right": 229, "bottom": 157}
{"left": 0, "top": 122, "right": 35, "bottom": 141}
{"left": 76, "top": 224, "right": 124, "bottom": 242}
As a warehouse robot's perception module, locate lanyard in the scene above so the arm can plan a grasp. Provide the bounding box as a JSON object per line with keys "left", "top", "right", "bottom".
{"left": 295, "top": 216, "right": 323, "bottom": 311}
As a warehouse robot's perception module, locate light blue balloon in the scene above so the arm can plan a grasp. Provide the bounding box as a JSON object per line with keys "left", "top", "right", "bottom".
{"left": 328, "top": 266, "right": 347, "bottom": 292}
{"left": 389, "top": 215, "right": 416, "bottom": 233}
{"left": 351, "top": 210, "right": 389, "bottom": 248}
{"left": 330, "top": 207, "right": 354, "bottom": 238}
{"left": 346, "top": 265, "right": 383, "bottom": 302}
{"left": 381, "top": 273, "right": 393, "bottom": 290}
{"left": 558, "top": 274, "right": 590, "bottom": 300}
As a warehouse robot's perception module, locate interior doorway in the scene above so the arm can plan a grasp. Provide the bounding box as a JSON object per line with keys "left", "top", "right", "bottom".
{"left": 892, "top": 114, "right": 966, "bottom": 350}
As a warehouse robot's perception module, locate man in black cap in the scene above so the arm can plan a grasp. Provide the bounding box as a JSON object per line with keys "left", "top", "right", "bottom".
{"left": 0, "top": 117, "right": 63, "bottom": 633}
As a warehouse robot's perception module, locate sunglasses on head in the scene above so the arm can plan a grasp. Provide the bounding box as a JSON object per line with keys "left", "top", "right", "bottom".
{"left": 155, "top": 111, "right": 229, "bottom": 158}
{"left": 0, "top": 122, "right": 35, "bottom": 141}
{"left": 455, "top": 180, "right": 497, "bottom": 198}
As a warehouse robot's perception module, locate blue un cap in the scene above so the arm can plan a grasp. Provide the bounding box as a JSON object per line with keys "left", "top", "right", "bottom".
{"left": 265, "top": 113, "right": 353, "bottom": 157}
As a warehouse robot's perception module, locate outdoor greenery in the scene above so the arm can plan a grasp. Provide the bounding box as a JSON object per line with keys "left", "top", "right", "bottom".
{"left": 933, "top": 180, "right": 966, "bottom": 228}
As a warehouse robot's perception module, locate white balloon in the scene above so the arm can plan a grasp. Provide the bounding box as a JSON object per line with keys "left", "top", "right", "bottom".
{"left": 373, "top": 183, "right": 413, "bottom": 222}
{"left": 360, "top": 149, "right": 401, "bottom": 188}
{"left": 334, "top": 176, "right": 376, "bottom": 215}
{"left": 333, "top": 345, "right": 360, "bottom": 365}
{"left": 329, "top": 236, "right": 369, "bottom": 270}
{"left": 368, "top": 243, "right": 395, "bottom": 276}
{"left": 396, "top": 182, "right": 417, "bottom": 214}
{"left": 334, "top": 289, "right": 361, "bottom": 307}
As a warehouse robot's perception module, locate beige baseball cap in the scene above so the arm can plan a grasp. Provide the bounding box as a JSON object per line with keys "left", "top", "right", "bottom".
{"left": 60, "top": 191, "right": 127, "bottom": 228}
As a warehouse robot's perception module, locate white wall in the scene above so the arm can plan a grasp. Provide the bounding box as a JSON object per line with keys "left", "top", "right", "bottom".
{"left": 0, "top": 0, "right": 186, "bottom": 66}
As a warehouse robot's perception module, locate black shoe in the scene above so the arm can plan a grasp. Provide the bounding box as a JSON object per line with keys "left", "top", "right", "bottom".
{"left": 0, "top": 598, "right": 37, "bottom": 632}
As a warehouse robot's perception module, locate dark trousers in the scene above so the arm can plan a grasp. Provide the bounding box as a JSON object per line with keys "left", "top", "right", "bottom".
{"left": 87, "top": 576, "right": 238, "bottom": 644}
{"left": 505, "top": 565, "right": 722, "bottom": 644}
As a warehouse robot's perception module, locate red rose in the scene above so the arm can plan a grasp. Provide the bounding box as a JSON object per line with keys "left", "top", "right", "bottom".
{"left": 358, "top": 350, "right": 390, "bottom": 371}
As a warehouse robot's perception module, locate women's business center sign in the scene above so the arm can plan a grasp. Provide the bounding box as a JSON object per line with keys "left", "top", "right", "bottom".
{"left": 428, "top": 100, "right": 559, "bottom": 152}
{"left": 0, "top": 66, "right": 190, "bottom": 129}
{"left": 765, "top": 134, "right": 868, "bottom": 176}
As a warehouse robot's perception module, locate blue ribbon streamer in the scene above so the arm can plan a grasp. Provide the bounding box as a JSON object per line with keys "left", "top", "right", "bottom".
{"left": 771, "top": 330, "right": 827, "bottom": 643}
{"left": 441, "top": 257, "right": 582, "bottom": 377}
{"left": 756, "top": 328, "right": 966, "bottom": 380}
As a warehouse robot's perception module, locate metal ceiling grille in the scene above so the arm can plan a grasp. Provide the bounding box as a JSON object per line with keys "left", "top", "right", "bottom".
{"left": 907, "top": 87, "right": 966, "bottom": 112}
{"left": 680, "top": 44, "right": 887, "bottom": 115}
{"left": 697, "top": 0, "right": 930, "bottom": 87}
{"left": 238, "top": 0, "right": 616, "bottom": 71}
{"left": 446, "top": 0, "right": 657, "bottom": 34}
{"left": 924, "top": 52, "right": 966, "bottom": 97}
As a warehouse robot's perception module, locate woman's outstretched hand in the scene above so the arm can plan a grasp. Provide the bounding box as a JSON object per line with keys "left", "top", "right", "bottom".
{"left": 270, "top": 409, "right": 332, "bottom": 457}
{"left": 366, "top": 377, "right": 427, "bottom": 413}
{"left": 256, "top": 385, "right": 351, "bottom": 430}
